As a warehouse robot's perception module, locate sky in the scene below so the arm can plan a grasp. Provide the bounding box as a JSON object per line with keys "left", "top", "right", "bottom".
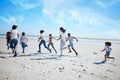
{"left": 0, "top": 0, "right": 120, "bottom": 39}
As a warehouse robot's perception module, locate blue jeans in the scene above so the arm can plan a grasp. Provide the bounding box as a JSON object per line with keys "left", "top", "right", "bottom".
{"left": 39, "top": 40, "right": 50, "bottom": 51}
{"left": 7, "top": 41, "right": 10, "bottom": 46}
{"left": 10, "top": 39, "right": 18, "bottom": 49}
{"left": 22, "top": 42, "right": 27, "bottom": 53}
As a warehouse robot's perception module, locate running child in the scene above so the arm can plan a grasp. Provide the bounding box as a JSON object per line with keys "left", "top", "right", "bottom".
{"left": 38, "top": 30, "right": 51, "bottom": 53}
{"left": 20, "top": 32, "right": 28, "bottom": 53}
{"left": 10, "top": 25, "right": 19, "bottom": 57}
{"left": 57, "top": 27, "right": 66, "bottom": 56}
{"left": 66, "top": 33, "right": 78, "bottom": 56}
{"left": 101, "top": 42, "right": 114, "bottom": 61}
{"left": 6, "top": 31, "right": 12, "bottom": 50}
{"left": 47, "top": 34, "right": 57, "bottom": 53}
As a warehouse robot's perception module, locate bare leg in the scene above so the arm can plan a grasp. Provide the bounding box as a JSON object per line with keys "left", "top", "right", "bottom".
{"left": 104, "top": 55, "right": 107, "bottom": 61}
{"left": 68, "top": 45, "right": 72, "bottom": 53}
{"left": 13, "top": 47, "right": 17, "bottom": 57}
{"left": 72, "top": 48, "right": 78, "bottom": 56}
{"left": 38, "top": 41, "right": 42, "bottom": 52}
{"left": 107, "top": 57, "right": 115, "bottom": 60}
{"left": 51, "top": 43, "right": 57, "bottom": 53}
{"left": 60, "top": 40, "right": 66, "bottom": 56}
{"left": 48, "top": 43, "right": 50, "bottom": 48}
{"left": 60, "top": 50, "right": 62, "bottom": 56}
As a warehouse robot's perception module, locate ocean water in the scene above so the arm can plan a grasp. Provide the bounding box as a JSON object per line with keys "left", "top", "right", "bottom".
{"left": 0, "top": 34, "right": 120, "bottom": 46}
{"left": 77, "top": 38, "right": 120, "bottom": 46}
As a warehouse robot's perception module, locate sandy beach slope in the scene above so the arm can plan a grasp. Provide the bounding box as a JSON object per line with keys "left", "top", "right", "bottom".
{"left": 0, "top": 37, "right": 120, "bottom": 80}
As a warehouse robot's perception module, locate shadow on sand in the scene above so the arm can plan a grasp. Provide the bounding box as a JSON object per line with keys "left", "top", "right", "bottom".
{"left": 0, "top": 52, "right": 47, "bottom": 58}
{"left": 0, "top": 52, "right": 13, "bottom": 59}
{"left": 0, "top": 52, "right": 12, "bottom": 54}
{"left": 93, "top": 60, "right": 106, "bottom": 65}
{"left": 30, "top": 55, "right": 61, "bottom": 60}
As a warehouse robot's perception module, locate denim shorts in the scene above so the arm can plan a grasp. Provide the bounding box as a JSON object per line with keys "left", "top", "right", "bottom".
{"left": 22, "top": 42, "right": 26, "bottom": 49}
{"left": 105, "top": 51, "right": 110, "bottom": 57}
{"left": 10, "top": 39, "right": 18, "bottom": 49}
{"left": 68, "top": 43, "right": 74, "bottom": 48}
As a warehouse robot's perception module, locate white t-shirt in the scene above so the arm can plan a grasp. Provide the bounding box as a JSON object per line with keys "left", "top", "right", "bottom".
{"left": 11, "top": 30, "right": 19, "bottom": 39}
{"left": 20, "top": 36, "right": 27, "bottom": 43}
{"left": 105, "top": 46, "right": 111, "bottom": 51}
{"left": 60, "top": 32, "right": 66, "bottom": 40}
{"left": 67, "top": 36, "right": 73, "bottom": 44}
{"left": 40, "top": 33, "right": 44, "bottom": 40}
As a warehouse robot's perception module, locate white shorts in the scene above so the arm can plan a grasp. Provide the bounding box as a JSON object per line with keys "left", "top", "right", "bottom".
{"left": 68, "top": 43, "right": 74, "bottom": 48}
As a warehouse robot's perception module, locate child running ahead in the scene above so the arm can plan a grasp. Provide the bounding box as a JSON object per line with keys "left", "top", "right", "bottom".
{"left": 10, "top": 25, "right": 19, "bottom": 57}
{"left": 101, "top": 42, "right": 114, "bottom": 61}
{"left": 66, "top": 33, "right": 78, "bottom": 56}
{"left": 20, "top": 32, "right": 28, "bottom": 53}
{"left": 38, "top": 30, "right": 51, "bottom": 53}
{"left": 48, "top": 34, "right": 57, "bottom": 53}
{"left": 6, "top": 31, "right": 12, "bottom": 50}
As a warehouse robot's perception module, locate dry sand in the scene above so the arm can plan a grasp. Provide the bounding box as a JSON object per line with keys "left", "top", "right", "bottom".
{"left": 0, "top": 37, "right": 120, "bottom": 80}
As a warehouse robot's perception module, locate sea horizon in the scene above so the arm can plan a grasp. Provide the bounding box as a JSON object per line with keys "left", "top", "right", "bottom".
{"left": 1, "top": 34, "right": 120, "bottom": 46}
{"left": 0, "top": 33, "right": 120, "bottom": 41}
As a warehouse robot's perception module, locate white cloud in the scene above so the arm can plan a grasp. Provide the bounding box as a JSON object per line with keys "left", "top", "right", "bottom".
{"left": 0, "top": 16, "right": 11, "bottom": 24}
{"left": 42, "top": 0, "right": 64, "bottom": 17}
{"left": 69, "top": 7, "right": 120, "bottom": 27}
{"left": 18, "top": 16, "right": 24, "bottom": 23}
{"left": 41, "top": 0, "right": 120, "bottom": 29}
{"left": 95, "top": 0, "right": 107, "bottom": 8}
{"left": 8, "top": 16, "right": 17, "bottom": 24}
{"left": 95, "top": 0, "right": 120, "bottom": 9}
{"left": 42, "top": 0, "right": 77, "bottom": 18}
{"left": 0, "top": 15, "right": 24, "bottom": 25}
{"left": 55, "top": 11, "right": 65, "bottom": 26}
{"left": 9, "top": 0, "right": 41, "bottom": 9}
{"left": 0, "top": 16, "right": 16, "bottom": 25}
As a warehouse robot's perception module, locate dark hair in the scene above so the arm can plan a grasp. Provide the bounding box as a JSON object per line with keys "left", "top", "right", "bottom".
{"left": 40, "top": 30, "right": 44, "bottom": 33}
{"left": 60, "top": 27, "right": 66, "bottom": 33}
{"left": 105, "top": 42, "right": 111, "bottom": 46}
{"left": 12, "top": 25, "right": 17, "bottom": 30}
{"left": 22, "top": 32, "right": 25, "bottom": 36}
{"left": 49, "top": 34, "right": 52, "bottom": 36}
{"left": 7, "top": 32, "right": 11, "bottom": 35}
{"left": 68, "top": 33, "right": 71, "bottom": 36}
{"left": 6, "top": 31, "right": 12, "bottom": 42}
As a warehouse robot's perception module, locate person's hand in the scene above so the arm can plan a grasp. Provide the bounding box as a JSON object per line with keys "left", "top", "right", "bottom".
{"left": 76, "top": 40, "right": 78, "bottom": 42}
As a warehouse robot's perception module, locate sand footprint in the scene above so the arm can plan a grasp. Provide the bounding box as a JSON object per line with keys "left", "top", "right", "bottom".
{"left": 106, "top": 69, "right": 114, "bottom": 73}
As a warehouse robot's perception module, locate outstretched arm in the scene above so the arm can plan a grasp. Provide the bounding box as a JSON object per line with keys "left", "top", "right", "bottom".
{"left": 73, "top": 37, "right": 78, "bottom": 42}
{"left": 110, "top": 48, "right": 112, "bottom": 52}
{"left": 57, "top": 35, "right": 62, "bottom": 41}
{"left": 17, "top": 33, "right": 19, "bottom": 39}
{"left": 101, "top": 49, "right": 105, "bottom": 52}
{"left": 26, "top": 37, "right": 28, "bottom": 42}
{"left": 52, "top": 37, "right": 56, "bottom": 40}
{"left": 38, "top": 36, "right": 42, "bottom": 42}
{"left": 20, "top": 37, "right": 22, "bottom": 44}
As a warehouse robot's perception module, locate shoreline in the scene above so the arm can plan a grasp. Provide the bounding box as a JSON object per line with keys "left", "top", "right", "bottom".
{"left": 0, "top": 34, "right": 120, "bottom": 41}
{"left": 1, "top": 35, "right": 120, "bottom": 46}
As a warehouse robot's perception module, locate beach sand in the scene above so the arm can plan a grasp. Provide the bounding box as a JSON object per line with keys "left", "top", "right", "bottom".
{"left": 0, "top": 37, "right": 120, "bottom": 80}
